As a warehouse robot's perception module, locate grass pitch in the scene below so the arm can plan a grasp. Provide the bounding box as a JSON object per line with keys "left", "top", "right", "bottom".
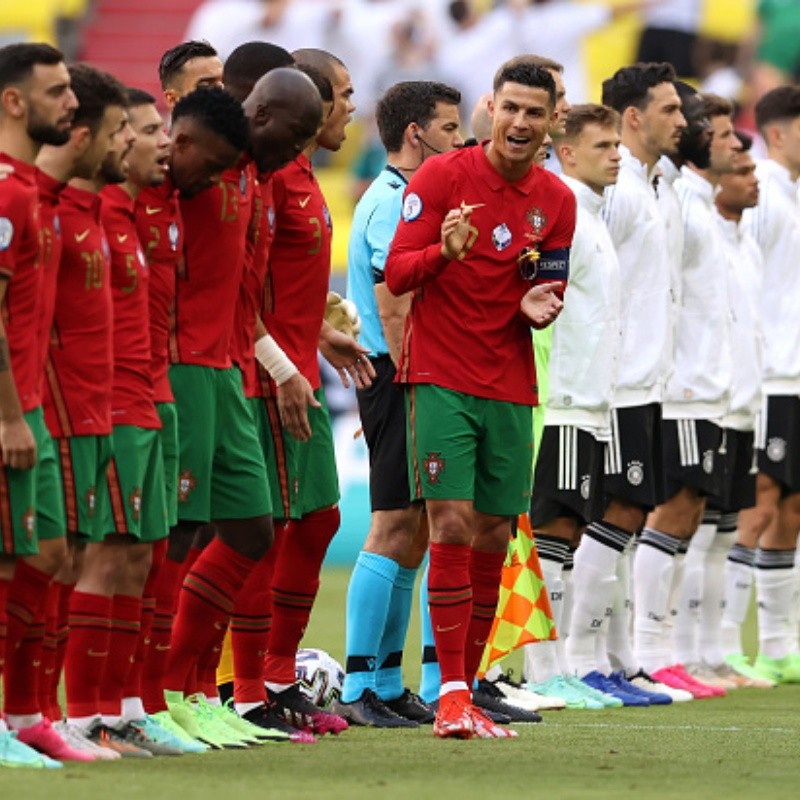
{"left": 4, "top": 567, "right": 800, "bottom": 800}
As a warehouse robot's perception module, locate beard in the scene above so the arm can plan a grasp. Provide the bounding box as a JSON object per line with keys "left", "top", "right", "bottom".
{"left": 99, "top": 153, "right": 128, "bottom": 184}
{"left": 27, "top": 107, "right": 71, "bottom": 146}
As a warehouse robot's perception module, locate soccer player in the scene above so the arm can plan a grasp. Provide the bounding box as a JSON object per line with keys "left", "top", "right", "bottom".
{"left": 335, "top": 80, "right": 463, "bottom": 728}
{"left": 568, "top": 63, "right": 685, "bottom": 702}
{"left": 159, "top": 40, "right": 224, "bottom": 108}
{"left": 661, "top": 95, "right": 740, "bottom": 692}
{"left": 742, "top": 86, "right": 800, "bottom": 684}
{"left": 0, "top": 41, "right": 77, "bottom": 770}
{"left": 384, "top": 58, "right": 575, "bottom": 739}
{"left": 257, "top": 47, "right": 369, "bottom": 737}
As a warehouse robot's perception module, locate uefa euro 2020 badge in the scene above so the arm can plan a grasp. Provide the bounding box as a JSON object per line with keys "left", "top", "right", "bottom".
{"left": 168, "top": 221, "right": 179, "bottom": 252}
{"left": 492, "top": 223, "right": 512, "bottom": 251}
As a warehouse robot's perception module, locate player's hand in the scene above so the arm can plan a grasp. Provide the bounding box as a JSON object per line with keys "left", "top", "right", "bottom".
{"left": 277, "top": 373, "right": 320, "bottom": 443}
{"left": 324, "top": 292, "right": 362, "bottom": 338}
{"left": 440, "top": 206, "right": 473, "bottom": 260}
{"left": 520, "top": 281, "right": 564, "bottom": 328}
{"left": 319, "top": 328, "right": 375, "bottom": 389}
{"left": 0, "top": 416, "right": 37, "bottom": 470}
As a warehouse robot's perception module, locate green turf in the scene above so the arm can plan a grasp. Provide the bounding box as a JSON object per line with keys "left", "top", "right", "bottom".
{"left": 4, "top": 567, "right": 800, "bottom": 799}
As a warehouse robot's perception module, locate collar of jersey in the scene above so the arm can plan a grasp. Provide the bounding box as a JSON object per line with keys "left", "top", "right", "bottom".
{"left": 101, "top": 183, "right": 135, "bottom": 218}
{"left": 618, "top": 144, "right": 660, "bottom": 186}
{"left": 758, "top": 158, "right": 799, "bottom": 196}
{"left": 0, "top": 152, "right": 36, "bottom": 186}
{"left": 678, "top": 165, "right": 717, "bottom": 205}
{"left": 560, "top": 174, "right": 604, "bottom": 215}
{"left": 61, "top": 183, "right": 102, "bottom": 216}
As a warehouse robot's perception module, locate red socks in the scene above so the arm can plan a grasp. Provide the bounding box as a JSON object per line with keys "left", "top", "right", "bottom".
{"left": 427, "top": 542, "right": 472, "bottom": 687}
{"left": 3, "top": 560, "right": 52, "bottom": 715}
{"left": 65, "top": 591, "right": 112, "bottom": 718}
{"left": 99, "top": 594, "right": 142, "bottom": 716}
{"left": 163, "top": 537, "right": 256, "bottom": 695}
{"left": 44, "top": 582, "right": 73, "bottom": 720}
{"left": 264, "top": 509, "right": 339, "bottom": 684}
{"left": 464, "top": 549, "right": 505, "bottom": 686}
{"left": 38, "top": 582, "right": 61, "bottom": 718}
{"left": 232, "top": 524, "right": 285, "bottom": 703}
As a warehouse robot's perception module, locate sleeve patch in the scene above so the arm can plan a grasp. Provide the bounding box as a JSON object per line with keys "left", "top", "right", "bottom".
{"left": 536, "top": 247, "right": 570, "bottom": 281}
{"left": 402, "top": 193, "right": 423, "bottom": 222}
{"left": 0, "top": 217, "right": 14, "bottom": 251}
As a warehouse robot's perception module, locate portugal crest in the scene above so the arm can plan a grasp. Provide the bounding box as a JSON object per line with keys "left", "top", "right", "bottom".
{"left": 178, "top": 469, "right": 197, "bottom": 503}
{"left": 423, "top": 452, "right": 446, "bottom": 485}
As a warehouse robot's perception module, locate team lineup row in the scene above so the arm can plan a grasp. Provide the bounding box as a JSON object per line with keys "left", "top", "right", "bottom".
{"left": 0, "top": 31, "right": 797, "bottom": 766}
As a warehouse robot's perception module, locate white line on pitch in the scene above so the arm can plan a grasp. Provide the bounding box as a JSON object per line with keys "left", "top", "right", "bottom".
{"left": 541, "top": 722, "right": 796, "bottom": 734}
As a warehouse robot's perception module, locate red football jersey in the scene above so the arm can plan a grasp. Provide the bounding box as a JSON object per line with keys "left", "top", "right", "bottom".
{"left": 263, "top": 155, "right": 332, "bottom": 391}
{"left": 171, "top": 161, "right": 255, "bottom": 368}
{"left": 385, "top": 146, "right": 576, "bottom": 406}
{"left": 36, "top": 170, "right": 65, "bottom": 391}
{"left": 100, "top": 185, "right": 160, "bottom": 430}
{"left": 44, "top": 185, "right": 113, "bottom": 437}
{"left": 0, "top": 153, "right": 44, "bottom": 414}
{"left": 232, "top": 175, "right": 276, "bottom": 399}
{"left": 135, "top": 180, "right": 182, "bottom": 403}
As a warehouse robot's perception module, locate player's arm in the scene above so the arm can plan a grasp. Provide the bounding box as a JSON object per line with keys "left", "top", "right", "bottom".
{"left": 0, "top": 277, "right": 36, "bottom": 469}
{"left": 253, "top": 316, "right": 319, "bottom": 443}
{"left": 375, "top": 284, "right": 409, "bottom": 366}
{"left": 384, "top": 166, "right": 463, "bottom": 295}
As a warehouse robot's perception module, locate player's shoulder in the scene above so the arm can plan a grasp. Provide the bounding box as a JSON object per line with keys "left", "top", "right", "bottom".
{"left": 536, "top": 166, "right": 575, "bottom": 203}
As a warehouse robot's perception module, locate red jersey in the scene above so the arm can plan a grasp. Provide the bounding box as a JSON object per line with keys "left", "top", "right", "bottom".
{"left": 385, "top": 146, "right": 576, "bottom": 406}
{"left": 135, "top": 180, "right": 182, "bottom": 403}
{"left": 263, "top": 155, "right": 332, "bottom": 391}
{"left": 44, "top": 185, "right": 113, "bottom": 437}
{"left": 172, "top": 161, "right": 255, "bottom": 368}
{"left": 36, "top": 170, "right": 65, "bottom": 390}
{"left": 100, "top": 185, "right": 160, "bottom": 430}
{"left": 0, "top": 153, "right": 43, "bottom": 413}
{"left": 232, "top": 175, "right": 276, "bottom": 399}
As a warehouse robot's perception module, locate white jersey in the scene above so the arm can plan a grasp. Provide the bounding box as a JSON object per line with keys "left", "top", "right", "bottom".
{"left": 657, "top": 155, "right": 684, "bottom": 341}
{"left": 602, "top": 145, "right": 673, "bottom": 408}
{"left": 664, "top": 167, "right": 733, "bottom": 420}
{"left": 743, "top": 159, "right": 800, "bottom": 394}
{"left": 545, "top": 176, "right": 621, "bottom": 438}
{"left": 716, "top": 211, "right": 763, "bottom": 431}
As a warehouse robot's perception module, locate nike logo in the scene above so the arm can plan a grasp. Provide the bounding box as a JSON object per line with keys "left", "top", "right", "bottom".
{"left": 154, "top": 643, "right": 170, "bottom": 651}
{"left": 75, "top": 229, "right": 90, "bottom": 242}
{"left": 145, "top": 206, "right": 162, "bottom": 215}
{"left": 32, "top": 660, "right": 42, "bottom": 668}
{"left": 473, "top": 640, "right": 486, "bottom": 647}
{"left": 88, "top": 649, "right": 108, "bottom": 657}
{"left": 117, "top": 233, "right": 128, "bottom": 243}
{"left": 299, "top": 195, "right": 312, "bottom": 208}
{"left": 435, "top": 623, "right": 461, "bottom": 633}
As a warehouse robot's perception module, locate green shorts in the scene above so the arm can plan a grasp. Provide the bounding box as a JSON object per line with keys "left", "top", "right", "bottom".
{"left": 55, "top": 433, "right": 113, "bottom": 539}
{"left": 253, "top": 388, "right": 339, "bottom": 520}
{"left": 156, "top": 402, "right": 179, "bottom": 528}
{"left": 0, "top": 407, "right": 65, "bottom": 556}
{"left": 101, "top": 425, "right": 168, "bottom": 543}
{"left": 170, "top": 364, "right": 271, "bottom": 522}
{"left": 407, "top": 384, "right": 534, "bottom": 517}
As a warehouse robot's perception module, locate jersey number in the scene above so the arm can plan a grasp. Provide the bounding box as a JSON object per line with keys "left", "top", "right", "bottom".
{"left": 82, "top": 250, "right": 104, "bottom": 290}
{"left": 308, "top": 216, "right": 322, "bottom": 256}
{"left": 219, "top": 181, "right": 239, "bottom": 223}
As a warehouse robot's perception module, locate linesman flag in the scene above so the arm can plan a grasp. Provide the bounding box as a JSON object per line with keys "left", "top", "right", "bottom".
{"left": 478, "top": 513, "right": 556, "bottom": 677}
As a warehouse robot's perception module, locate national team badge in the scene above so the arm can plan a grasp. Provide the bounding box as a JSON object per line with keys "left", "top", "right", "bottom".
{"left": 491, "top": 223, "right": 512, "bottom": 251}
{"left": 0, "top": 217, "right": 14, "bottom": 251}
{"left": 527, "top": 207, "right": 547, "bottom": 235}
{"left": 423, "top": 452, "right": 446, "bottom": 485}
{"left": 22, "top": 507, "right": 35, "bottom": 541}
{"left": 626, "top": 460, "right": 644, "bottom": 486}
{"left": 129, "top": 488, "right": 142, "bottom": 521}
{"left": 168, "top": 221, "right": 179, "bottom": 252}
{"left": 322, "top": 205, "right": 332, "bottom": 230}
{"left": 178, "top": 469, "right": 197, "bottom": 502}
{"left": 402, "top": 193, "right": 422, "bottom": 222}
{"left": 239, "top": 171, "right": 247, "bottom": 196}
{"left": 767, "top": 437, "right": 787, "bottom": 463}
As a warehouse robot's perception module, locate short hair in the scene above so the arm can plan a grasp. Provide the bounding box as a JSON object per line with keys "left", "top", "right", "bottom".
{"left": 159, "top": 40, "right": 218, "bottom": 90}
{"left": 376, "top": 81, "right": 461, "bottom": 153}
{"left": 601, "top": 62, "right": 677, "bottom": 113}
{"left": 223, "top": 41, "right": 294, "bottom": 101}
{"left": 701, "top": 93, "right": 733, "bottom": 119}
{"left": 735, "top": 129, "right": 753, "bottom": 152}
{"left": 69, "top": 63, "right": 128, "bottom": 134}
{"left": 126, "top": 87, "right": 156, "bottom": 108}
{"left": 297, "top": 64, "right": 333, "bottom": 104}
{"left": 0, "top": 42, "right": 64, "bottom": 91}
{"left": 755, "top": 85, "right": 800, "bottom": 132}
{"left": 504, "top": 54, "right": 564, "bottom": 75}
{"left": 563, "top": 104, "right": 620, "bottom": 141}
{"left": 292, "top": 48, "right": 345, "bottom": 85}
{"left": 492, "top": 60, "right": 556, "bottom": 107}
{"left": 172, "top": 85, "right": 249, "bottom": 153}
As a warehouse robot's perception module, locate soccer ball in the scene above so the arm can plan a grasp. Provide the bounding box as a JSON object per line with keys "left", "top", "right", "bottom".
{"left": 295, "top": 648, "right": 345, "bottom": 709}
